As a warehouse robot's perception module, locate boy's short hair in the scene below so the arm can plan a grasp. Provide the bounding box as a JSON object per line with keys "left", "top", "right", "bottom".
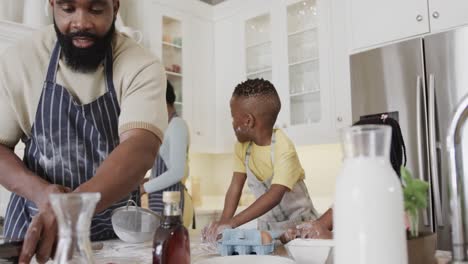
{"left": 232, "top": 78, "right": 281, "bottom": 127}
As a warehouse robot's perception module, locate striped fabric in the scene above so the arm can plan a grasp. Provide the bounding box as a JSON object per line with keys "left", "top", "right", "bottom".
{"left": 147, "top": 152, "right": 185, "bottom": 216}
{"left": 3, "top": 42, "right": 138, "bottom": 241}
{"left": 244, "top": 131, "right": 319, "bottom": 233}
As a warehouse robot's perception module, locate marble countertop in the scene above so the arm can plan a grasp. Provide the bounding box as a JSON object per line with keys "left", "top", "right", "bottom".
{"left": 29, "top": 231, "right": 452, "bottom": 264}
{"left": 31, "top": 230, "right": 289, "bottom": 264}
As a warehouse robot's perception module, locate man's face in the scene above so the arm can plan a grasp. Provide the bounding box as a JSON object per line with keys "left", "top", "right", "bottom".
{"left": 230, "top": 97, "right": 251, "bottom": 143}
{"left": 50, "top": 0, "right": 119, "bottom": 72}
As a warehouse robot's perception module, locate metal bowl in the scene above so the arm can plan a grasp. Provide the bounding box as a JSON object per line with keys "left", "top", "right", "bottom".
{"left": 111, "top": 200, "right": 162, "bottom": 243}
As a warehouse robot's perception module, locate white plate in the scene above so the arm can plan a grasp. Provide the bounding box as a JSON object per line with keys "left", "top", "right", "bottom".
{"left": 194, "top": 255, "right": 296, "bottom": 264}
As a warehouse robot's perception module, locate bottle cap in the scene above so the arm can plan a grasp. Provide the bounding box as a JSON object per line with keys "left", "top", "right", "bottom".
{"left": 163, "top": 191, "right": 181, "bottom": 204}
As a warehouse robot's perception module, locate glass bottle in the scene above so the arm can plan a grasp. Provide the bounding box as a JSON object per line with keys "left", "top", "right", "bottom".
{"left": 153, "top": 191, "right": 190, "bottom": 264}
{"left": 334, "top": 125, "right": 407, "bottom": 264}
{"left": 49, "top": 192, "right": 101, "bottom": 264}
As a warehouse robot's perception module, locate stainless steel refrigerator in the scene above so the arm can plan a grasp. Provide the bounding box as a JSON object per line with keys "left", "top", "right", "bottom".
{"left": 350, "top": 26, "right": 468, "bottom": 250}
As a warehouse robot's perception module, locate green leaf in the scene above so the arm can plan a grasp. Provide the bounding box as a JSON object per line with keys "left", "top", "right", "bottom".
{"left": 401, "top": 166, "right": 430, "bottom": 237}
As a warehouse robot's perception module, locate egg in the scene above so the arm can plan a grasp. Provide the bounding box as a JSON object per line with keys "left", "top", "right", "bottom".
{"left": 260, "top": 231, "right": 273, "bottom": 245}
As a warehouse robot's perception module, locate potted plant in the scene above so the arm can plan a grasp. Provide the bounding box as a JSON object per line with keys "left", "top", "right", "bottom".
{"left": 401, "top": 166, "right": 437, "bottom": 264}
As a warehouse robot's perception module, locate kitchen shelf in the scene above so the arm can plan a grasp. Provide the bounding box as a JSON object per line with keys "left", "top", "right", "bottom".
{"left": 162, "top": 41, "right": 182, "bottom": 49}
{"left": 288, "top": 27, "right": 317, "bottom": 37}
{"left": 166, "top": 71, "right": 183, "bottom": 77}
{"left": 290, "top": 90, "right": 320, "bottom": 97}
{"left": 246, "top": 40, "right": 271, "bottom": 49}
{"left": 289, "top": 57, "right": 319, "bottom": 67}
{"left": 246, "top": 67, "right": 272, "bottom": 76}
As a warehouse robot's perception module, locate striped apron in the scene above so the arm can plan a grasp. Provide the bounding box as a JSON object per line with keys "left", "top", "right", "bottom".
{"left": 2, "top": 42, "right": 139, "bottom": 241}
{"left": 245, "top": 131, "right": 319, "bottom": 233}
{"left": 148, "top": 113, "right": 185, "bottom": 215}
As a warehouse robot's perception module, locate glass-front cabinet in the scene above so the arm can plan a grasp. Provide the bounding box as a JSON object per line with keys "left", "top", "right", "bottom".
{"left": 238, "top": 0, "right": 334, "bottom": 145}
{"left": 287, "top": 0, "right": 321, "bottom": 125}
{"left": 245, "top": 14, "right": 272, "bottom": 81}
{"left": 162, "top": 16, "right": 184, "bottom": 115}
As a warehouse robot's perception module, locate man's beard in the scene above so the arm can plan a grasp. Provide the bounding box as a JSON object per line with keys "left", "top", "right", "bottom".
{"left": 54, "top": 20, "right": 115, "bottom": 73}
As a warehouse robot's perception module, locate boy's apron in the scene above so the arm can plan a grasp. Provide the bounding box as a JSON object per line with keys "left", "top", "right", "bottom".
{"left": 245, "top": 132, "right": 319, "bottom": 232}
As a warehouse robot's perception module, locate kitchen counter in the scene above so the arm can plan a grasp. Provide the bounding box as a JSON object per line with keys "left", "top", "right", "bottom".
{"left": 29, "top": 230, "right": 452, "bottom": 263}
{"left": 32, "top": 230, "right": 289, "bottom": 264}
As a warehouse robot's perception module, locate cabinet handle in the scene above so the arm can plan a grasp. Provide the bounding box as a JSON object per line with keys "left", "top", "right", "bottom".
{"left": 337, "top": 116, "right": 343, "bottom": 122}
{"left": 416, "top": 15, "right": 423, "bottom": 22}
{"left": 432, "top": 11, "right": 439, "bottom": 19}
{"left": 196, "top": 131, "right": 201, "bottom": 136}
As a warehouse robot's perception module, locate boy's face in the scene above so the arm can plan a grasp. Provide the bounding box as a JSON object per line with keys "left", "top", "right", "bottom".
{"left": 230, "top": 97, "right": 251, "bottom": 143}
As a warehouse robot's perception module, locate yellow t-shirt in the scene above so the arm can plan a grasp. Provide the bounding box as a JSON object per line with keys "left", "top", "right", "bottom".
{"left": 233, "top": 129, "right": 305, "bottom": 190}
{"left": 0, "top": 25, "right": 167, "bottom": 148}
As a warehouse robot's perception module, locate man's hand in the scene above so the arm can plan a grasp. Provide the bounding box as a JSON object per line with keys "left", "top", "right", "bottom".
{"left": 140, "top": 178, "right": 150, "bottom": 195}
{"left": 280, "top": 219, "right": 333, "bottom": 243}
{"left": 19, "top": 185, "right": 71, "bottom": 264}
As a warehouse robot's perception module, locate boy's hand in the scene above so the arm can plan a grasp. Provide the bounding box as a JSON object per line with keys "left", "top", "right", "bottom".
{"left": 202, "top": 220, "right": 233, "bottom": 244}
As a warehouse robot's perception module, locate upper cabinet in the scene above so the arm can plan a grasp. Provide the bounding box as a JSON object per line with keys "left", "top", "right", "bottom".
{"left": 349, "top": 0, "right": 430, "bottom": 51}
{"left": 213, "top": 0, "right": 339, "bottom": 151}
{"left": 349, "top": 0, "right": 468, "bottom": 52}
{"left": 428, "top": 0, "right": 468, "bottom": 32}
{"left": 245, "top": 14, "right": 273, "bottom": 81}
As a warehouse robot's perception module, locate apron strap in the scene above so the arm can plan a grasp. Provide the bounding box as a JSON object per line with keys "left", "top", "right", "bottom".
{"left": 45, "top": 42, "right": 116, "bottom": 97}
{"left": 104, "top": 47, "right": 117, "bottom": 95}
{"left": 45, "top": 42, "right": 61, "bottom": 83}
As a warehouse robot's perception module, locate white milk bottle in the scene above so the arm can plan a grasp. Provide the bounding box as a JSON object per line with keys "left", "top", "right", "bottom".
{"left": 334, "top": 125, "right": 407, "bottom": 264}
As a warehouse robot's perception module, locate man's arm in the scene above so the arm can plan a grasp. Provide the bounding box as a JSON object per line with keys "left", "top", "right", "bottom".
{"left": 75, "top": 128, "right": 161, "bottom": 212}
{"left": 229, "top": 184, "right": 288, "bottom": 228}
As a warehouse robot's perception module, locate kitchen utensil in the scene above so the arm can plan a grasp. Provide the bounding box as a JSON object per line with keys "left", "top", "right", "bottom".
{"left": 334, "top": 125, "right": 407, "bottom": 264}
{"left": 111, "top": 200, "right": 161, "bottom": 243}
{"left": 194, "top": 255, "right": 295, "bottom": 264}
{"left": 50, "top": 192, "right": 101, "bottom": 264}
{"left": 285, "top": 239, "right": 334, "bottom": 264}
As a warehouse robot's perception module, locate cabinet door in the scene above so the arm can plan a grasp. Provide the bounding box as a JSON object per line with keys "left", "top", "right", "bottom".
{"left": 280, "top": 0, "right": 335, "bottom": 145}
{"left": 428, "top": 0, "right": 468, "bottom": 32}
{"left": 186, "top": 17, "right": 216, "bottom": 153}
{"left": 349, "top": 0, "right": 429, "bottom": 51}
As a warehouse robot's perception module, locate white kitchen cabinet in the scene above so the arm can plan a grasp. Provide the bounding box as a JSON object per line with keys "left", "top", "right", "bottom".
{"left": 349, "top": 0, "right": 468, "bottom": 52}
{"left": 428, "top": 0, "right": 468, "bottom": 33}
{"left": 279, "top": 0, "right": 336, "bottom": 145}
{"left": 185, "top": 17, "right": 217, "bottom": 153}
{"left": 349, "top": 0, "right": 430, "bottom": 51}
{"left": 212, "top": 0, "right": 340, "bottom": 152}
{"left": 140, "top": 1, "right": 216, "bottom": 153}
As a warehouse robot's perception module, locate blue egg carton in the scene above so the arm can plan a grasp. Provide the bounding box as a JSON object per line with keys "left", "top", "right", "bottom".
{"left": 217, "top": 229, "right": 282, "bottom": 256}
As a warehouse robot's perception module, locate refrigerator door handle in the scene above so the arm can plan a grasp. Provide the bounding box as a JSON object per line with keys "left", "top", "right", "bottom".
{"left": 429, "top": 74, "right": 444, "bottom": 228}
{"left": 416, "top": 75, "right": 430, "bottom": 227}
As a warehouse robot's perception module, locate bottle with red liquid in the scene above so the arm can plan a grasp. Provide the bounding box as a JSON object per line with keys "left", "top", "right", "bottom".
{"left": 153, "top": 191, "right": 190, "bottom": 264}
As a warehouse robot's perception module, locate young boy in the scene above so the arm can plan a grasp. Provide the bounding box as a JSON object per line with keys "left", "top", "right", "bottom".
{"left": 204, "top": 78, "right": 318, "bottom": 240}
